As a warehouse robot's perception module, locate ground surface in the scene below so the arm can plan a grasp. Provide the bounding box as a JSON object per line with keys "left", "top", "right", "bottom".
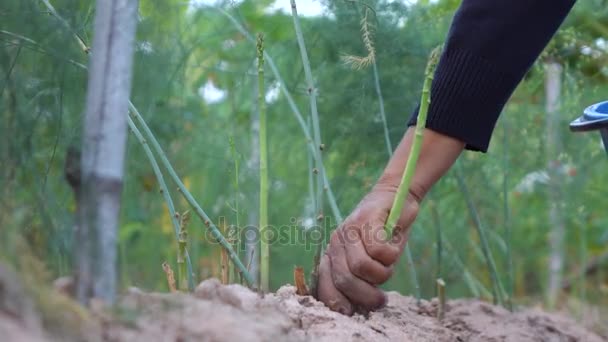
{"left": 1, "top": 267, "right": 606, "bottom": 342}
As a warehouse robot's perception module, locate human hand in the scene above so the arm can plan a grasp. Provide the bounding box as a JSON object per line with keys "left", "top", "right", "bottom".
{"left": 316, "top": 127, "right": 464, "bottom": 315}
{"left": 316, "top": 183, "right": 421, "bottom": 315}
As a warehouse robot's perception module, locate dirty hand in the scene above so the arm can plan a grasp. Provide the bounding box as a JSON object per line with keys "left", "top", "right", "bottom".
{"left": 317, "top": 128, "right": 465, "bottom": 315}
{"left": 317, "top": 182, "right": 420, "bottom": 315}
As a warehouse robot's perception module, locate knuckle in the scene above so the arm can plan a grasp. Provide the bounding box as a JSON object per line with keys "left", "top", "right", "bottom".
{"left": 371, "top": 245, "right": 400, "bottom": 266}
{"left": 332, "top": 272, "right": 354, "bottom": 292}
{"left": 342, "top": 218, "right": 362, "bottom": 235}
{"left": 350, "top": 258, "right": 366, "bottom": 275}
{"left": 377, "top": 266, "right": 393, "bottom": 284}
{"left": 329, "top": 231, "right": 343, "bottom": 246}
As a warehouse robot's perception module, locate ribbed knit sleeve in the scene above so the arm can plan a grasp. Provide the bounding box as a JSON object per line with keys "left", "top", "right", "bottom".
{"left": 408, "top": 0, "right": 577, "bottom": 152}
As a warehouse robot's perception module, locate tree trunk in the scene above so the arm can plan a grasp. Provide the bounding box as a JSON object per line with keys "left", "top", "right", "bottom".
{"left": 76, "top": 0, "right": 138, "bottom": 305}
{"left": 544, "top": 61, "right": 565, "bottom": 308}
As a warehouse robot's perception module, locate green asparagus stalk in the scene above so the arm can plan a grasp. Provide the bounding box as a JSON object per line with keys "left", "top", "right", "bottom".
{"left": 257, "top": 33, "right": 270, "bottom": 292}
{"left": 384, "top": 46, "right": 442, "bottom": 236}
{"left": 437, "top": 278, "right": 446, "bottom": 321}
{"left": 177, "top": 211, "right": 190, "bottom": 291}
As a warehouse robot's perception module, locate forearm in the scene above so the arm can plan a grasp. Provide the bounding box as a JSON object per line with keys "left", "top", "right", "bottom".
{"left": 376, "top": 127, "right": 464, "bottom": 200}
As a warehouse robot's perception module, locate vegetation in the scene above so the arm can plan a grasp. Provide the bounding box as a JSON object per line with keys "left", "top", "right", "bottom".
{"left": 1, "top": 0, "right": 607, "bottom": 316}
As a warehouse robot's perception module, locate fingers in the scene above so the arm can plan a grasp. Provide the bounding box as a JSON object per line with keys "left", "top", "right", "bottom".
{"left": 316, "top": 191, "right": 421, "bottom": 315}
{"left": 353, "top": 209, "right": 400, "bottom": 266}
{"left": 343, "top": 227, "right": 393, "bottom": 285}
{"left": 327, "top": 234, "right": 387, "bottom": 311}
{"left": 317, "top": 254, "right": 353, "bottom": 315}
{"left": 391, "top": 198, "right": 420, "bottom": 249}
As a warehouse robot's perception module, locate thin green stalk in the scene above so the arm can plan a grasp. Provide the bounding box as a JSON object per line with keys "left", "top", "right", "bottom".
{"left": 429, "top": 199, "right": 443, "bottom": 284}
{"left": 290, "top": 0, "right": 324, "bottom": 218}
{"left": 404, "top": 243, "right": 421, "bottom": 300}
{"left": 372, "top": 61, "right": 392, "bottom": 157}
{"left": 384, "top": 46, "right": 442, "bottom": 236}
{"left": 257, "top": 34, "right": 270, "bottom": 292}
{"left": 306, "top": 117, "right": 317, "bottom": 219}
{"left": 439, "top": 229, "right": 493, "bottom": 298}
{"left": 306, "top": 117, "right": 323, "bottom": 297}
{"left": 455, "top": 163, "right": 506, "bottom": 306}
{"left": 382, "top": 47, "right": 442, "bottom": 300}
{"left": 40, "top": 0, "right": 89, "bottom": 53}
{"left": 290, "top": 0, "right": 329, "bottom": 295}
{"left": 128, "top": 104, "right": 255, "bottom": 287}
{"left": 578, "top": 224, "right": 587, "bottom": 305}
{"left": 0, "top": 43, "right": 20, "bottom": 100}
{"left": 217, "top": 7, "right": 343, "bottom": 224}
{"left": 436, "top": 278, "right": 446, "bottom": 321}
{"left": 177, "top": 211, "right": 190, "bottom": 291}
{"left": 229, "top": 137, "right": 240, "bottom": 283}
{"left": 377, "top": 58, "right": 419, "bottom": 300}
{"left": 127, "top": 116, "right": 195, "bottom": 291}
{"left": 502, "top": 122, "right": 514, "bottom": 311}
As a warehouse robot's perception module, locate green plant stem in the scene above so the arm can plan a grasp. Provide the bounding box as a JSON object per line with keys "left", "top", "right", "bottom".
{"left": 436, "top": 278, "right": 446, "bottom": 321}
{"left": 429, "top": 198, "right": 442, "bottom": 282}
{"left": 442, "top": 231, "right": 493, "bottom": 298}
{"left": 290, "top": 0, "right": 324, "bottom": 218}
{"left": 290, "top": 0, "right": 329, "bottom": 295}
{"left": 229, "top": 138, "right": 240, "bottom": 283}
{"left": 578, "top": 224, "right": 587, "bottom": 305}
{"left": 372, "top": 61, "right": 392, "bottom": 157}
{"left": 127, "top": 104, "right": 195, "bottom": 292}
{"left": 217, "top": 7, "right": 343, "bottom": 224}
{"left": 455, "top": 163, "right": 506, "bottom": 306}
{"left": 177, "top": 226, "right": 188, "bottom": 291}
{"left": 382, "top": 47, "right": 442, "bottom": 300}
{"left": 376, "top": 58, "right": 419, "bottom": 300}
{"left": 306, "top": 117, "right": 324, "bottom": 297}
{"left": 40, "top": 0, "right": 89, "bottom": 53}
{"left": 384, "top": 46, "right": 441, "bottom": 236}
{"left": 404, "top": 244, "right": 421, "bottom": 300}
{"left": 502, "top": 122, "right": 514, "bottom": 311}
{"left": 128, "top": 104, "right": 255, "bottom": 287}
{"left": 306, "top": 117, "right": 317, "bottom": 220}
{"left": 257, "top": 33, "right": 270, "bottom": 292}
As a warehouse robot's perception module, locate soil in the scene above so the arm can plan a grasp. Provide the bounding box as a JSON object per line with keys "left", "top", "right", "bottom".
{"left": 1, "top": 270, "right": 606, "bottom": 342}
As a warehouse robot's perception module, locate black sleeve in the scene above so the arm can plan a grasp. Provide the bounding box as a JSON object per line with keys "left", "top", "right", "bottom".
{"left": 408, "top": 0, "right": 577, "bottom": 152}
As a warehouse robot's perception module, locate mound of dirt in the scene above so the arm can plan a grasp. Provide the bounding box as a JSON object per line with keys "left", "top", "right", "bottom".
{"left": 103, "top": 279, "right": 605, "bottom": 342}
{"left": 1, "top": 274, "right": 605, "bottom": 341}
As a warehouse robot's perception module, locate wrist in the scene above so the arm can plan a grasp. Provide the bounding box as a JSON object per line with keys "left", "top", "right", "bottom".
{"left": 375, "top": 127, "right": 464, "bottom": 201}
